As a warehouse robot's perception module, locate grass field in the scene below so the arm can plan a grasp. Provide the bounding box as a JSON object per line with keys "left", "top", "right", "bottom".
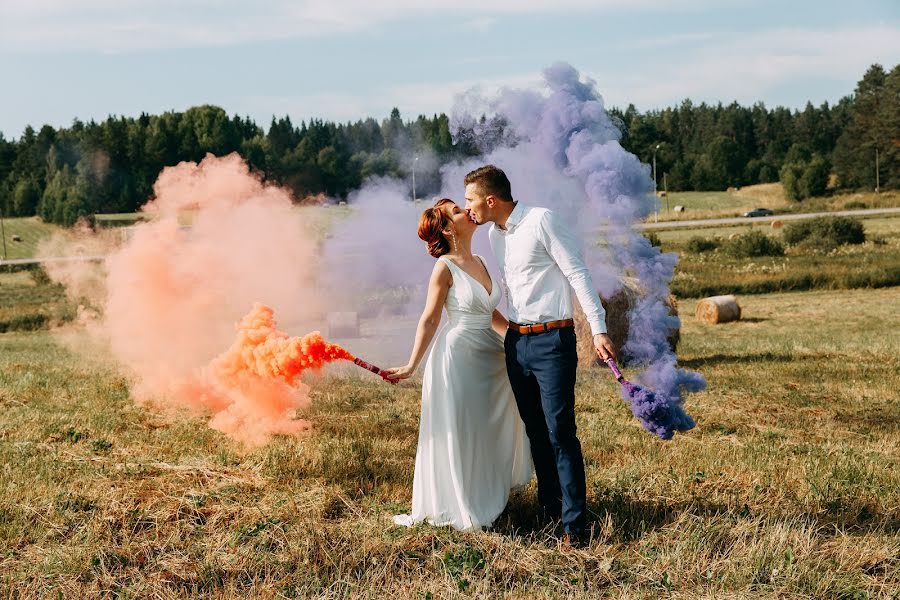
{"left": 655, "top": 215, "right": 900, "bottom": 298}
{"left": 1, "top": 286, "right": 898, "bottom": 598}
{"left": 656, "top": 185, "right": 900, "bottom": 222}
{"left": 0, "top": 217, "right": 62, "bottom": 261}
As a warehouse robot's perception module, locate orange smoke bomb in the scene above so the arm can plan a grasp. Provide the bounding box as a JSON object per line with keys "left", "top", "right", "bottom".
{"left": 352, "top": 356, "right": 397, "bottom": 384}
{"left": 180, "top": 303, "right": 397, "bottom": 447}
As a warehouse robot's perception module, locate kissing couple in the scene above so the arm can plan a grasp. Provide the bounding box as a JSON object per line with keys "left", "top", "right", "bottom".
{"left": 386, "top": 165, "right": 616, "bottom": 549}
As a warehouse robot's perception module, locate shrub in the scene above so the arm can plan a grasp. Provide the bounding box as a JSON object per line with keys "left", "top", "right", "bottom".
{"left": 782, "top": 216, "right": 865, "bottom": 250}
{"left": 686, "top": 236, "right": 719, "bottom": 253}
{"left": 799, "top": 155, "right": 830, "bottom": 198}
{"left": 843, "top": 201, "right": 867, "bottom": 210}
{"left": 643, "top": 231, "right": 662, "bottom": 247}
{"left": 723, "top": 230, "right": 784, "bottom": 258}
{"left": 780, "top": 153, "right": 831, "bottom": 201}
{"left": 780, "top": 162, "right": 803, "bottom": 201}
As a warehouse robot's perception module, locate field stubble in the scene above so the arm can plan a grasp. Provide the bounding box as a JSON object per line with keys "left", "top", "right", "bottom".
{"left": 1, "top": 287, "right": 898, "bottom": 598}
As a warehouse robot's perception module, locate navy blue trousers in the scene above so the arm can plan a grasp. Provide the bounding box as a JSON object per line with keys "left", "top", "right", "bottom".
{"left": 504, "top": 326, "right": 586, "bottom": 534}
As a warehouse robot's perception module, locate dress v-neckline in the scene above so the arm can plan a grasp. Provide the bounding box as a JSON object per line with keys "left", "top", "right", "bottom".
{"left": 444, "top": 256, "right": 494, "bottom": 298}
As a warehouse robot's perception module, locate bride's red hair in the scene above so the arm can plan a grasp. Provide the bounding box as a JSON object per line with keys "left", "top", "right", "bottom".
{"left": 418, "top": 198, "right": 454, "bottom": 258}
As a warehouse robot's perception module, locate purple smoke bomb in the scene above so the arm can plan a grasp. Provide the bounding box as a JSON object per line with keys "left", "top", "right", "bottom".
{"left": 605, "top": 358, "right": 695, "bottom": 440}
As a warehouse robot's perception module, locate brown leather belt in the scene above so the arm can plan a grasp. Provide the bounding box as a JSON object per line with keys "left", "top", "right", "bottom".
{"left": 509, "top": 319, "right": 575, "bottom": 335}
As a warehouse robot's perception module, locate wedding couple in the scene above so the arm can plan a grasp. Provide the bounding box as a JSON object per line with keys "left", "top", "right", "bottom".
{"left": 386, "top": 165, "right": 615, "bottom": 548}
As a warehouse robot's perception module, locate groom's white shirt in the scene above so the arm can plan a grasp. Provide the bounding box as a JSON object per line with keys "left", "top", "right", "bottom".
{"left": 489, "top": 202, "right": 607, "bottom": 335}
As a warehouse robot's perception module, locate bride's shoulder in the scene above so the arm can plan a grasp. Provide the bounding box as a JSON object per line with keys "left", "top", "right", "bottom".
{"left": 430, "top": 257, "right": 453, "bottom": 285}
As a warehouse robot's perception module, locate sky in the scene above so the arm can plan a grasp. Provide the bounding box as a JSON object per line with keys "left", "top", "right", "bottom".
{"left": 1, "top": 0, "right": 898, "bottom": 139}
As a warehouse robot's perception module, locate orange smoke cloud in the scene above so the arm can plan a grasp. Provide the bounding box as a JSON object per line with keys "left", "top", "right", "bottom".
{"left": 183, "top": 303, "right": 354, "bottom": 447}
{"left": 36, "top": 153, "right": 335, "bottom": 445}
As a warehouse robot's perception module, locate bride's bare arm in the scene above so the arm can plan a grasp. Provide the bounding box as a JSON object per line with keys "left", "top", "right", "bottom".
{"left": 491, "top": 309, "right": 508, "bottom": 338}
{"left": 386, "top": 261, "right": 451, "bottom": 381}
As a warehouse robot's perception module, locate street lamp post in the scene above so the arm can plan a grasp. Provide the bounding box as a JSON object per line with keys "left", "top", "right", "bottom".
{"left": 652, "top": 143, "right": 660, "bottom": 222}
{"left": 412, "top": 155, "right": 419, "bottom": 202}
{"left": 652, "top": 143, "right": 660, "bottom": 189}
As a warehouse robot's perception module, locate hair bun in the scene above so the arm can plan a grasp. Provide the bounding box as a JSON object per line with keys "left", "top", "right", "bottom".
{"left": 417, "top": 199, "right": 454, "bottom": 258}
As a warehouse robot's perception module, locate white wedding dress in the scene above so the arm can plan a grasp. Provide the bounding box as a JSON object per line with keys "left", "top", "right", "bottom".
{"left": 393, "top": 255, "right": 533, "bottom": 531}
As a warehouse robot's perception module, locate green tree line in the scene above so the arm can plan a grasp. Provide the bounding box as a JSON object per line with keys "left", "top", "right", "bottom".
{"left": 0, "top": 64, "right": 896, "bottom": 226}
{"left": 612, "top": 64, "right": 899, "bottom": 198}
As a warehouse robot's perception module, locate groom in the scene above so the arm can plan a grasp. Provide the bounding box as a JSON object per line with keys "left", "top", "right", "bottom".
{"left": 464, "top": 165, "right": 615, "bottom": 548}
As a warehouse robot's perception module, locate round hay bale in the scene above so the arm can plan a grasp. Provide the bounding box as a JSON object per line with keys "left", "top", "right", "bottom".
{"left": 771, "top": 220, "right": 783, "bottom": 229}
{"left": 695, "top": 295, "right": 741, "bottom": 324}
{"left": 673, "top": 205, "right": 685, "bottom": 212}
{"left": 573, "top": 279, "right": 680, "bottom": 367}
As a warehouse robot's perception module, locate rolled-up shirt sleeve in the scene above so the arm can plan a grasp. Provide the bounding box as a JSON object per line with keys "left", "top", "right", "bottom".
{"left": 539, "top": 210, "right": 607, "bottom": 335}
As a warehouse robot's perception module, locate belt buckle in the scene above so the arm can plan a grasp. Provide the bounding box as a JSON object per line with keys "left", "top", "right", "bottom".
{"left": 525, "top": 324, "right": 534, "bottom": 334}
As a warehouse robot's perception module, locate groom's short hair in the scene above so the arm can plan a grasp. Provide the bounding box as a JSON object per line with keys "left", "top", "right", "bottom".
{"left": 464, "top": 165, "right": 514, "bottom": 202}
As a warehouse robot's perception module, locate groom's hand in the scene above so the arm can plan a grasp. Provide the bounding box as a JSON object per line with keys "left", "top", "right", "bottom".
{"left": 593, "top": 333, "right": 616, "bottom": 361}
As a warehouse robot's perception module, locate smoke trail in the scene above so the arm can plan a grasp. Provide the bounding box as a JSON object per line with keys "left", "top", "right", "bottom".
{"left": 41, "top": 153, "right": 334, "bottom": 444}
{"left": 183, "top": 303, "right": 352, "bottom": 447}
{"left": 442, "top": 62, "right": 705, "bottom": 408}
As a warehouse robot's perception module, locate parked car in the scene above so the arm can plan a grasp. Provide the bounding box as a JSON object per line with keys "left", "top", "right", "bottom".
{"left": 743, "top": 208, "right": 774, "bottom": 218}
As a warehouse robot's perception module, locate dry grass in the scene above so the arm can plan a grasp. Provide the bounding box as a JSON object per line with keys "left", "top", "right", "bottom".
{"left": 0, "top": 217, "right": 63, "bottom": 260}
{"left": 659, "top": 215, "right": 900, "bottom": 298}
{"left": 1, "top": 286, "right": 899, "bottom": 598}
{"left": 655, "top": 185, "right": 900, "bottom": 222}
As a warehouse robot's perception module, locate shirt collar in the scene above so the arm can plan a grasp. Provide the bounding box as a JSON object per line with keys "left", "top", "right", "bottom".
{"left": 499, "top": 202, "right": 525, "bottom": 233}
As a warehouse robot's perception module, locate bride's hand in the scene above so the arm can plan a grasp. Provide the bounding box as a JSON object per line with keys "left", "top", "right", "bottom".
{"left": 385, "top": 364, "right": 416, "bottom": 381}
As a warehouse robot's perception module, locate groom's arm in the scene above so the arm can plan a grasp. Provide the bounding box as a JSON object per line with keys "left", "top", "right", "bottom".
{"left": 538, "top": 210, "right": 608, "bottom": 336}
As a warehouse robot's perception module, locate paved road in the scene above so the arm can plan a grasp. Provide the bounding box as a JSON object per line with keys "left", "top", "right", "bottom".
{"left": 0, "top": 255, "right": 106, "bottom": 267}
{"left": 637, "top": 207, "right": 900, "bottom": 230}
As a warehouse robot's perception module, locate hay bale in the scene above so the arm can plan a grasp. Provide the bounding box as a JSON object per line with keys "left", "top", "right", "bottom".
{"left": 771, "top": 220, "right": 784, "bottom": 229}
{"left": 695, "top": 295, "right": 741, "bottom": 324}
{"left": 327, "top": 312, "right": 360, "bottom": 338}
{"left": 573, "top": 279, "right": 680, "bottom": 367}
{"left": 673, "top": 205, "right": 685, "bottom": 212}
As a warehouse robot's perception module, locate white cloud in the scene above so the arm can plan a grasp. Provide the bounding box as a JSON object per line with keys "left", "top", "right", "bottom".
{"left": 235, "top": 24, "right": 900, "bottom": 123}
{"left": 242, "top": 24, "right": 900, "bottom": 122}
{"left": 461, "top": 17, "right": 498, "bottom": 34}
{"left": 595, "top": 25, "right": 900, "bottom": 109}
{"left": 0, "top": 0, "right": 707, "bottom": 52}
{"left": 237, "top": 72, "right": 543, "bottom": 124}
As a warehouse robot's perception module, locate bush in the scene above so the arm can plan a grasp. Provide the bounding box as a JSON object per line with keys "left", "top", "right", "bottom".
{"left": 782, "top": 216, "right": 865, "bottom": 250}
{"left": 722, "top": 230, "right": 785, "bottom": 258}
{"left": 643, "top": 232, "right": 662, "bottom": 247}
{"left": 799, "top": 155, "right": 830, "bottom": 198}
{"left": 780, "top": 162, "right": 803, "bottom": 201}
{"left": 844, "top": 201, "right": 867, "bottom": 210}
{"left": 686, "top": 236, "right": 719, "bottom": 253}
{"left": 780, "top": 153, "right": 831, "bottom": 201}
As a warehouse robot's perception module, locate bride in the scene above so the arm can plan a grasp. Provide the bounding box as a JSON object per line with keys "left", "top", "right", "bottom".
{"left": 386, "top": 198, "right": 533, "bottom": 531}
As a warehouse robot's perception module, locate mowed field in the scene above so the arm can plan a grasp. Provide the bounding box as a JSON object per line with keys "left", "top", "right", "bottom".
{"left": 0, "top": 217, "right": 61, "bottom": 261}
{"left": 656, "top": 185, "right": 900, "bottom": 221}
{"left": 1, "top": 283, "right": 899, "bottom": 597}
{"left": 2, "top": 191, "right": 899, "bottom": 597}
{"left": 660, "top": 214, "right": 900, "bottom": 298}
